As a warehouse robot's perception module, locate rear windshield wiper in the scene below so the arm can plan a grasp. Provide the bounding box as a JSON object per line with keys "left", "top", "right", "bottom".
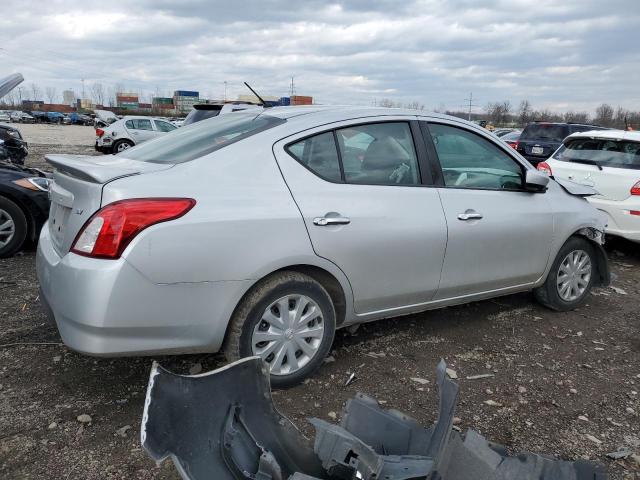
{"left": 569, "top": 158, "right": 603, "bottom": 170}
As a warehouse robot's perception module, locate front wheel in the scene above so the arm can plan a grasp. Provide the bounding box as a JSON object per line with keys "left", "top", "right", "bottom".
{"left": 223, "top": 272, "right": 336, "bottom": 388}
{"left": 534, "top": 237, "right": 596, "bottom": 311}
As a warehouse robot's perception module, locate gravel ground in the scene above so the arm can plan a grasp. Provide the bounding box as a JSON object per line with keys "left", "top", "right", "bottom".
{"left": 0, "top": 124, "right": 638, "bottom": 479}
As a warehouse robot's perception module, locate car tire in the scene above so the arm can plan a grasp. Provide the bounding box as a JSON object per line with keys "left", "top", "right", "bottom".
{"left": 0, "top": 196, "right": 28, "bottom": 259}
{"left": 534, "top": 236, "right": 597, "bottom": 312}
{"left": 223, "top": 271, "right": 336, "bottom": 388}
{"left": 112, "top": 139, "right": 134, "bottom": 154}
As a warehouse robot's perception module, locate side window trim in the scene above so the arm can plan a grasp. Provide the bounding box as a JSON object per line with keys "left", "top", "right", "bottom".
{"left": 425, "top": 121, "right": 527, "bottom": 192}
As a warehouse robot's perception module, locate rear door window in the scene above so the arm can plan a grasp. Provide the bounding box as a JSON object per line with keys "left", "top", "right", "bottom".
{"left": 154, "top": 120, "right": 177, "bottom": 132}
{"left": 335, "top": 122, "right": 420, "bottom": 185}
{"left": 555, "top": 138, "right": 640, "bottom": 170}
{"left": 125, "top": 119, "right": 153, "bottom": 131}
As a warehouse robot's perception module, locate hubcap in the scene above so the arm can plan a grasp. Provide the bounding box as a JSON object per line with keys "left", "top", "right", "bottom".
{"left": 556, "top": 249, "right": 591, "bottom": 302}
{"left": 117, "top": 142, "right": 131, "bottom": 152}
{"left": 0, "top": 209, "right": 16, "bottom": 248}
{"left": 251, "top": 294, "right": 325, "bottom": 376}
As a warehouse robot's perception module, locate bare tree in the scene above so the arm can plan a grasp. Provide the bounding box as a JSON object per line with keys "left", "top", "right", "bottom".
{"left": 486, "top": 100, "right": 511, "bottom": 126}
{"left": 30, "top": 83, "right": 42, "bottom": 102}
{"left": 563, "top": 111, "right": 590, "bottom": 124}
{"left": 518, "top": 100, "right": 532, "bottom": 126}
{"left": 594, "top": 103, "right": 614, "bottom": 127}
{"left": 378, "top": 98, "right": 398, "bottom": 108}
{"left": 404, "top": 100, "right": 425, "bottom": 111}
{"left": 91, "top": 83, "right": 105, "bottom": 106}
{"left": 45, "top": 86, "right": 57, "bottom": 104}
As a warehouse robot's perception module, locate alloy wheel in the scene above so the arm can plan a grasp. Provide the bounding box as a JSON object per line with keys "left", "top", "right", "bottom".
{"left": 251, "top": 294, "right": 325, "bottom": 376}
{"left": 117, "top": 142, "right": 131, "bottom": 152}
{"left": 556, "top": 249, "right": 591, "bottom": 302}
{"left": 0, "top": 208, "right": 15, "bottom": 248}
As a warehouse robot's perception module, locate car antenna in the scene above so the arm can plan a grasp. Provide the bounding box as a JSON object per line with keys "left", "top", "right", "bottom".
{"left": 243, "top": 82, "right": 269, "bottom": 107}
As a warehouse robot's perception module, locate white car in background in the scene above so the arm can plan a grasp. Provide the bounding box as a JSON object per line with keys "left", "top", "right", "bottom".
{"left": 0, "top": 111, "right": 10, "bottom": 123}
{"left": 539, "top": 129, "right": 640, "bottom": 242}
{"left": 95, "top": 116, "right": 178, "bottom": 154}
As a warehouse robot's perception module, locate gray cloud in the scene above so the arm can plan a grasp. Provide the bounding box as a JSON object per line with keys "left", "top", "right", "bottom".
{"left": 1, "top": 0, "right": 639, "bottom": 112}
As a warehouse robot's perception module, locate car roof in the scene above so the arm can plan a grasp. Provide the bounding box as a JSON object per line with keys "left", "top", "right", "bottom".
{"left": 565, "top": 129, "right": 640, "bottom": 143}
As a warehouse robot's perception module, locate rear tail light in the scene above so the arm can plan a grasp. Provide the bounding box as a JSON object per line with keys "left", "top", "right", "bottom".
{"left": 508, "top": 141, "right": 518, "bottom": 150}
{"left": 537, "top": 161, "right": 552, "bottom": 176}
{"left": 96, "top": 128, "right": 105, "bottom": 137}
{"left": 631, "top": 180, "right": 640, "bottom": 196}
{"left": 71, "top": 198, "right": 196, "bottom": 259}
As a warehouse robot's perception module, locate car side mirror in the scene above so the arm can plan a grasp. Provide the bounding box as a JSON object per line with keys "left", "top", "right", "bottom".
{"left": 524, "top": 170, "right": 549, "bottom": 192}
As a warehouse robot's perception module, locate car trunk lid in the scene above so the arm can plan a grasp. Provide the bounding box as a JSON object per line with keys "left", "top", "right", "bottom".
{"left": 46, "top": 154, "right": 173, "bottom": 255}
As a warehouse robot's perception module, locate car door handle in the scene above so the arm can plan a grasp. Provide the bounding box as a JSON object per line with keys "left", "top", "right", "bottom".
{"left": 457, "top": 212, "right": 483, "bottom": 221}
{"left": 313, "top": 216, "right": 351, "bottom": 226}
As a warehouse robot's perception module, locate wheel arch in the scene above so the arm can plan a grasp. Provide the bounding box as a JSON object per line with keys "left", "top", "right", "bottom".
{"left": 571, "top": 229, "right": 610, "bottom": 287}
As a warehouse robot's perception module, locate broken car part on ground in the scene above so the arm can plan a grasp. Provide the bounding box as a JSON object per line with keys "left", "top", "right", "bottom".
{"left": 141, "top": 358, "right": 607, "bottom": 480}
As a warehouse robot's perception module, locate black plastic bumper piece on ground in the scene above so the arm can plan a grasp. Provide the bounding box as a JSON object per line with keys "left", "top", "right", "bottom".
{"left": 141, "top": 358, "right": 607, "bottom": 480}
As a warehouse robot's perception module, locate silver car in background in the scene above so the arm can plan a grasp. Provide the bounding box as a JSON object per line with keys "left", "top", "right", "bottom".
{"left": 37, "top": 106, "right": 609, "bottom": 386}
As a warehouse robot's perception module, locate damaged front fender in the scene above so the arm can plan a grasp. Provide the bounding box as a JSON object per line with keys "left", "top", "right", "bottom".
{"left": 141, "top": 358, "right": 607, "bottom": 480}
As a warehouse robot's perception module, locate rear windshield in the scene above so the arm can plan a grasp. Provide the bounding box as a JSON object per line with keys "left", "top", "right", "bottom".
{"left": 183, "top": 106, "right": 222, "bottom": 126}
{"left": 555, "top": 138, "right": 640, "bottom": 170}
{"left": 521, "top": 124, "right": 568, "bottom": 142}
{"left": 123, "top": 112, "right": 285, "bottom": 164}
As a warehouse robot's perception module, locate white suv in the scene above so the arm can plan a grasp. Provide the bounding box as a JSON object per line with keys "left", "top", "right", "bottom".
{"left": 95, "top": 116, "right": 178, "bottom": 154}
{"left": 540, "top": 129, "right": 640, "bottom": 242}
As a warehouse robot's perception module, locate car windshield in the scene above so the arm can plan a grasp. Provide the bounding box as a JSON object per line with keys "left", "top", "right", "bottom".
{"left": 521, "top": 124, "right": 568, "bottom": 142}
{"left": 123, "top": 112, "right": 285, "bottom": 164}
{"left": 555, "top": 138, "right": 640, "bottom": 170}
{"left": 183, "top": 106, "right": 222, "bottom": 126}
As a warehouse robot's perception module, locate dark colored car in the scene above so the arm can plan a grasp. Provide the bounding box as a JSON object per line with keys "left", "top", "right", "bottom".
{"left": 0, "top": 162, "right": 50, "bottom": 257}
{"left": 0, "top": 123, "right": 28, "bottom": 165}
{"left": 516, "top": 122, "right": 608, "bottom": 166}
{"left": 500, "top": 129, "right": 521, "bottom": 149}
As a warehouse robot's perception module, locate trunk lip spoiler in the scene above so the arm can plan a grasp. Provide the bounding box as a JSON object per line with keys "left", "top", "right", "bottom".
{"left": 45, "top": 154, "right": 173, "bottom": 184}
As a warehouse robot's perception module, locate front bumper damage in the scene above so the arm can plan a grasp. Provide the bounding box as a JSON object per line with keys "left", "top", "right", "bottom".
{"left": 141, "top": 358, "right": 607, "bottom": 480}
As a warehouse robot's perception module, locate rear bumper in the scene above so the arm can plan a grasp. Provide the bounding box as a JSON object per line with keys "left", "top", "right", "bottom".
{"left": 36, "top": 224, "right": 251, "bottom": 356}
{"left": 589, "top": 197, "right": 640, "bottom": 242}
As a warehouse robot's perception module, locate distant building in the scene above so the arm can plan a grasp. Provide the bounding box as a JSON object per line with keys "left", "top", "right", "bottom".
{"left": 116, "top": 92, "right": 139, "bottom": 110}
{"left": 62, "top": 90, "right": 75, "bottom": 107}
{"left": 78, "top": 98, "right": 94, "bottom": 110}
{"left": 173, "top": 90, "right": 199, "bottom": 114}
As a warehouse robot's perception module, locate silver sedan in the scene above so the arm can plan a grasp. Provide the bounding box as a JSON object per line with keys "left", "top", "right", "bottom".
{"left": 37, "top": 106, "right": 609, "bottom": 387}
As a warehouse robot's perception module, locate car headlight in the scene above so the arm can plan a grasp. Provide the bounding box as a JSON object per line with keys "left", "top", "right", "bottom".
{"left": 7, "top": 130, "right": 20, "bottom": 138}
{"left": 12, "top": 177, "right": 51, "bottom": 192}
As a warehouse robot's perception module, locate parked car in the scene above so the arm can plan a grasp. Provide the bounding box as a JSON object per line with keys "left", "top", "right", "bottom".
{"left": 37, "top": 107, "right": 609, "bottom": 387}
{"left": 182, "top": 102, "right": 262, "bottom": 126}
{"left": 0, "top": 111, "right": 10, "bottom": 123}
{"left": 68, "top": 113, "right": 93, "bottom": 125}
{"left": 539, "top": 129, "right": 640, "bottom": 242}
{"left": 0, "top": 123, "right": 28, "bottom": 165}
{"left": 516, "top": 122, "right": 608, "bottom": 166}
{"left": 492, "top": 128, "right": 518, "bottom": 137}
{"left": 0, "top": 161, "right": 50, "bottom": 257}
{"left": 501, "top": 129, "right": 521, "bottom": 149}
{"left": 95, "top": 116, "right": 178, "bottom": 154}
{"left": 29, "top": 111, "right": 47, "bottom": 123}
{"left": 10, "top": 111, "right": 35, "bottom": 123}
{"left": 46, "top": 111, "right": 65, "bottom": 124}
{"left": 170, "top": 117, "right": 185, "bottom": 127}
{"left": 94, "top": 109, "right": 118, "bottom": 129}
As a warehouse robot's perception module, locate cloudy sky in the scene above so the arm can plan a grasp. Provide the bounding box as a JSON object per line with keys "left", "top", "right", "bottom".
{"left": 1, "top": 0, "right": 639, "bottom": 113}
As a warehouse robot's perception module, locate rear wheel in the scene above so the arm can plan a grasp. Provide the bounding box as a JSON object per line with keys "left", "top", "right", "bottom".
{"left": 113, "top": 139, "right": 134, "bottom": 154}
{"left": 0, "top": 196, "right": 27, "bottom": 258}
{"left": 223, "top": 271, "right": 336, "bottom": 388}
{"left": 534, "top": 237, "right": 596, "bottom": 311}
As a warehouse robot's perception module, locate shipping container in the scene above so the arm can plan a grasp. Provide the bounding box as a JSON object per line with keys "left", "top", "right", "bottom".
{"left": 152, "top": 97, "right": 173, "bottom": 105}
{"left": 279, "top": 96, "right": 291, "bottom": 106}
{"left": 291, "top": 95, "right": 312, "bottom": 105}
{"left": 174, "top": 90, "right": 199, "bottom": 97}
